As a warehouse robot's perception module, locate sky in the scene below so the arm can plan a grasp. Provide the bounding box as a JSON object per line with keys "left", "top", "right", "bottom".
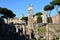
{"left": 0, "top": 0, "right": 58, "bottom": 17}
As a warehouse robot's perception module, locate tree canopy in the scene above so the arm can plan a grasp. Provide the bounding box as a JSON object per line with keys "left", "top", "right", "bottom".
{"left": 37, "top": 15, "right": 42, "bottom": 23}
{"left": 35, "top": 12, "right": 42, "bottom": 16}
{"left": 50, "top": 0, "right": 60, "bottom": 6}
{"left": 44, "top": 5, "right": 54, "bottom": 11}
{"left": 50, "top": 0, "right": 60, "bottom": 12}
{"left": 21, "top": 17, "right": 28, "bottom": 21}
{"left": 0, "top": 7, "right": 16, "bottom": 18}
{"left": 35, "top": 12, "right": 42, "bottom": 23}
{"left": 47, "top": 17, "right": 52, "bottom": 23}
{"left": 21, "top": 16, "right": 28, "bottom": 24}
{"left": 44, "top": 5, "right": 54, "bottom": 23}
{"left": 58, "top": 11, "right": 60, "bottom": 14}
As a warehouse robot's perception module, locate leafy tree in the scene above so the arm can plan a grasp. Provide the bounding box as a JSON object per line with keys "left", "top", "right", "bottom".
{"left": 35, "top": 12, "right": 42, "bottom": 23}
{"left": 37, "top": 15, "right": 42, "bottom": 23}
{"left": 2, "top": 10, "right": 16, "bottom": 18}
{"left": 0, "top": 7, "right": 7, "bottom": 17}
{"left": 0, "top": 7, "right": 16, "bottom": 18}
{"left": 44, "top": 5, "right": 54, "bottom": 23}
{"left": 0, "top": 7, "right": 16, "bottom": 23}
{"left": 35, "top": 12, "right": 42, "bottom": 16}
{"left": 21, "top": 17, "right": 28, "bottom": 24}
{"left": 57, "top": 11, "right": 60, "bottom": 17}
{"left": 58, "top": 11, "right": 60, "bottom": 14}
{"left": 44, "top": 5, "right": 54, "bottom": 17}
{"left": 50, "top": 0, "right": 60, "bottom": 12}
{"left": 47, "top": 17, "right": 52, "bottom": 23}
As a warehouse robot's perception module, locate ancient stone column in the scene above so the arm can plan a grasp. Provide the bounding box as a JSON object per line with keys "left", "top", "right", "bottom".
{"left": 28, "top": 4, "right": 34, "bottom": 40}
{"left": 22, "top": 25, "right": 25, "bottom": 35}
{"left": 35, "top": 29, "right": 38, "bottom": 40}
{"left": 46, "top": 24, "right": 49, "bottom": 40}
{"left": 49, "top": 33, "right": 54, "bottom": 40}
{"left": 46, "top": 24, "right": 54, "bottom": 40}
{"left": 41, "top": 11, "right": 47, "bottom": 23}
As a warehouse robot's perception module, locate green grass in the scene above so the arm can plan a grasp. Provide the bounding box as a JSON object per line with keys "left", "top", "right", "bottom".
{"left": 38, "top": 27, "right": 46, "bottom": 34}
{"left": 34, "top": 24, "right": 60, "bottom": 35}
{"left": 34, "top": 26, "right": 46, "bottom": 35}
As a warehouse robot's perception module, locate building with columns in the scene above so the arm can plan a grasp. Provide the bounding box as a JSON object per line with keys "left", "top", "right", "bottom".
{"left": 7, "top": 13, "right": 26, "bottom": 35}
{"left": 7, "top": 13, "right": 25, "bottom": 24}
